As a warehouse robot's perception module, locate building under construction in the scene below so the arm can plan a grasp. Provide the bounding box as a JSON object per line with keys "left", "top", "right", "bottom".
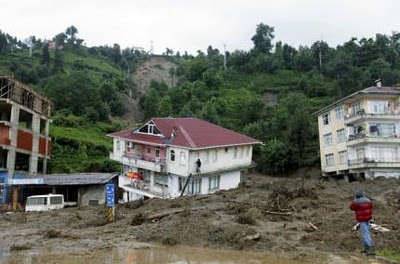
{"left": 0, "top": 77, "right": 52, "bottom": 204}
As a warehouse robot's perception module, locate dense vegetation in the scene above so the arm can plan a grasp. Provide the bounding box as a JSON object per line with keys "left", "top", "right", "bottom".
{"left": 1, "top": 24, "right": 400, "bottom": 174}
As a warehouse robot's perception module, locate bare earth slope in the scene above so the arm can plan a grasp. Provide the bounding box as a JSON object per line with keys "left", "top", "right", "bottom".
{"left": 1, "top": 172, "right": 399, "bottom": 260}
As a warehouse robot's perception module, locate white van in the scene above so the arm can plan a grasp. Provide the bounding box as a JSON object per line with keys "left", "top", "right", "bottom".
{"left": 25, "top": 194, "right": 64, "bottom": 212}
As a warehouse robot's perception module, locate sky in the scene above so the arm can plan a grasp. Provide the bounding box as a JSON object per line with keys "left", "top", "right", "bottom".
{"left": 1, "top": 0, "right": 400, "bottom": 55}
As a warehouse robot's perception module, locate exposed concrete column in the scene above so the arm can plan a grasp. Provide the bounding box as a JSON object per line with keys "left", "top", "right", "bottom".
{"left": 150, "top": 171, "right": 155, "bottom": 186}
{"left": 29, "top": 114, "right": 40, "bottom": 175}
{"left": 7, "top": 104, "right": 20, "bottom": 180}
{"left": 42, "top": 119, "right": 51, "bottom": 174}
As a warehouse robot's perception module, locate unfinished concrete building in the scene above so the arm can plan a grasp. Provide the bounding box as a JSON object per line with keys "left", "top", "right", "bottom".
{"left": 0, "top": 77, "right": 52, "bottom": 204}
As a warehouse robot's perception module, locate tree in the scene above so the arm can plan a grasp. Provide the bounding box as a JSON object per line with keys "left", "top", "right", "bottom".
{"left": 251, "top": 23, "right": 275, "bottom": 54}
{"left": 41, "top": 42, "right": 50, "bottom": 66}
{"left": 53, "top": 47, "right": 64, "bottom": 73}
{"left": 0, "top": 31, "right": 8, "bottom": 54}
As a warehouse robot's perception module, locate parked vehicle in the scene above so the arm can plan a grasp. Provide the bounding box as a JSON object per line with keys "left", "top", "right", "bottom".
{"left": 25, "top": 194, "right": 64, "bottom": 212}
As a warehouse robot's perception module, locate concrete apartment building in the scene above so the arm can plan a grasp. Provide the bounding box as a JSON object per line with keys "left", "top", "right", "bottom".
{"left": 108, "top": 117, "right": 261, "bottom": 202}
{"left": 0, "top": 77, "right": 52, "bottom": 204}
{"left": 316, "top": 82, "right": 400, "bottom": 180}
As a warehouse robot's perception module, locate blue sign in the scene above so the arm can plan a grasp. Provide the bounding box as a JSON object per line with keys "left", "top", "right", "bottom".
{"left": 106, "top": 183, "right": 115, "bottom": 207}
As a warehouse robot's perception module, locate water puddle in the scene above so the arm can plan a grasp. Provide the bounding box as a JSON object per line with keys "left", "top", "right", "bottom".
{"left": 0, "top": 245, "right": 381, "bottom": 264}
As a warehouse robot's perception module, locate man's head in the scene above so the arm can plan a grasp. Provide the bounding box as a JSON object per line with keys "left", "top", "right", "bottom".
{"left": 355, "top": 189, "right": 364, "bottom": 198}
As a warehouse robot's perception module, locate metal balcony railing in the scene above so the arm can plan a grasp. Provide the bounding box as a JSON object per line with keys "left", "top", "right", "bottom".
{"left": 123, "top": 151, "right": 166, "bottom": 165}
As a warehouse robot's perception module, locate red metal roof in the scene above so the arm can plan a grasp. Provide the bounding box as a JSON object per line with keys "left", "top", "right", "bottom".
{"left": 108, "top": 118, "right": 261, "bottom": 148}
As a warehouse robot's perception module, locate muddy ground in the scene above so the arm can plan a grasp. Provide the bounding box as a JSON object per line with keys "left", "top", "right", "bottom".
{"left": 1, "top": 170, "right": 400, "bottom": 260}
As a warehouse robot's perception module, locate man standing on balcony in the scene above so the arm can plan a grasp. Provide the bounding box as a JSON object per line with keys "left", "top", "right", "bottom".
{"left": 350, "top": 189, "right": 375, "bottom": 255}
{"left": 196, "top": 158, "right": 201, "bottom": 173}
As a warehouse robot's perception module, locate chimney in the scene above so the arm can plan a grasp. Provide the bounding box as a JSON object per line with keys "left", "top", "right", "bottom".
{"left": 375, "top": 79, "right": 382, "bottom": 88}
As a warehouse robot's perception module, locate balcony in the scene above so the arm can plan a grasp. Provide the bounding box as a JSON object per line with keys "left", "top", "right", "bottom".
{"left": 122, "top": 178, "right": 169, "bottom": 198}
{"left": 348, "top": 158, "right": 400, "bottom": 170}
{"left": 347, "top": 134, "right": 400, "bottom": 146}
{"left": 121, "top": 152, "right": 166, "bottom": 173}
{"left": 344, "top": 110, "right": 400, "bottom": 125}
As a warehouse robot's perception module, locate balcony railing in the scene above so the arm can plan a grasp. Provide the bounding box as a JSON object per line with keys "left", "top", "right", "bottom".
{"left": 349, "top": 157, "right": 400, "bottom": 166}
{"left": 123, "top": 151, "right": 166, "bottom": 165}
{"left": 345, "top": 110, "right": 400, "bottom": 123}
{"left": 124, "top": 179, "right": 169, "bottom": 198}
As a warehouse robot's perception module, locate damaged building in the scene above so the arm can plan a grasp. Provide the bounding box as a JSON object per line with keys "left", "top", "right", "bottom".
{"left": 0, "top": 77, "right": 52, "bottom": 204}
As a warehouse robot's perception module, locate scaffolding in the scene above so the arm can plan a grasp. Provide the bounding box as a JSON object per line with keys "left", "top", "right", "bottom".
{"left": 0, "top": 76, "right": 52, "bottom": 118}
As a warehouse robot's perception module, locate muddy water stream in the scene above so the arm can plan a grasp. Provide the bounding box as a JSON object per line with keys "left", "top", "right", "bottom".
{"left": 0, "top": 245, "right": 338, "bottom": 264}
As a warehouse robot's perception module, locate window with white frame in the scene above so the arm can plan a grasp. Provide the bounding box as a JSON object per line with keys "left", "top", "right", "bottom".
{"left": 322, "top": 112, "right": 331, "bottom": 125}
{"left": 352, "top": 102, "right": 361, "bottom": 115}
{"left": 368, "top": 101, "right": 388, "bottom": 114}
{"left": 126, "top": 141, "right": 134, "bottom": 151}
{"left": 356, "top": 148, "right": 365, "bottom": 161}
{"left": 186, "top": 178, "right": 202, "bottom": 194}
{"left": 335, "top": 105, "right": 344, "bottom": 119}
{"left": 337, "top": 129, "right": 346, "bottom": 143}
{"left": 170, "top": 150, "right": 175, "bottom": 162}
{"left": 180, "top": 151, "right": 186, "bottom": 165}
{"left": 324, "top": 133, "right": 333, "bottom": 146}
{"left": 208, "top": 175, "right": 220, "bottom": 190}
{"left": 325, "top": 153, "right": 334, "bottom": 167}
{"left": 339, "top": 150, "right": 347, "bottom": 164}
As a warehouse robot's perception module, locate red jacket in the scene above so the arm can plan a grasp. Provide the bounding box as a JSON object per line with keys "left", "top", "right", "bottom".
{"left": 350, "top": 196, "right": 373, "bottom": 222}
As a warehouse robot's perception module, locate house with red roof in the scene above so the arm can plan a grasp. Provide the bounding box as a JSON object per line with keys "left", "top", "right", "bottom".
{"left": 107, "top": 117, "right": 261, "bottom": 201}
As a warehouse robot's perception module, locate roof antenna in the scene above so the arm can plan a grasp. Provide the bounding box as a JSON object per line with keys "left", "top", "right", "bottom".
{"left": 375, "top": 79, "right": 382, "bottom": 88}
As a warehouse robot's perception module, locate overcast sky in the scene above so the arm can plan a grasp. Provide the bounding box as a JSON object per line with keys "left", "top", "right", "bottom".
{"left": 1, "top": 0, "right": 399, "bottom": 55}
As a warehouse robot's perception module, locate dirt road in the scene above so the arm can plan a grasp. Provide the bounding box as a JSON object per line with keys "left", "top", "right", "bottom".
{"left": 1, "top": 170, "right": 399, "bottom": 261}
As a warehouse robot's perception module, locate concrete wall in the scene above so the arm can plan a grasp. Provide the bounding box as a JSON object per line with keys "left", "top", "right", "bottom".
{"left": 78, "top": 185, "right": 106, "bottom": 206}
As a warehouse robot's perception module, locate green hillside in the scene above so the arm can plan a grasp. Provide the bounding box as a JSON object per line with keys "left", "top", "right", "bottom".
{"left": 1, "top": 25, "right": 400, "bottom": 174}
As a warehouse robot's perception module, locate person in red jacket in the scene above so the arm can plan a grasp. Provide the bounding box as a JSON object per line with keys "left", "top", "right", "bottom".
{"left": 350, "top": 189, "right": 375, "bottom": 255}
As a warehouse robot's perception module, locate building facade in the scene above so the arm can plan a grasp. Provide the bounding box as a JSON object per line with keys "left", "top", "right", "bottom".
{"left": 317, "top": 83, "right": 400, "bottom": 180}
{"left": 108, "top": 117, "right": 260, "bottom": 202}
{"left": 0, "top": 77, "right": 52, "bottom": 204}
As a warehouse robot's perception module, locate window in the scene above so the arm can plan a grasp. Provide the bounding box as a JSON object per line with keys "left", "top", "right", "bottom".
{"left": 170, "top": 150, "right": 175, "bottom": 162}
{"left": 116, "top": 140, "right": 120, "bottom": 150}
{"left": 324, "top": 133, "right": 333, "bottom": 146}
{"left": 155, "top": 147, "right": 160, "bottom": 157}
{"left": 147, "top": 147, "right": 151, "bottom": 154}
{"left": 209, "top": 175, "right": 220, "bottom": 190}
{"left": 126, "top": 141, "right": 134, "bottom": 151}
{"left": 233, "top": 147, "right": 238, "bottom": 159}
{"left": 322, "top": 113, "right": 331, "bottom": 125}
{"left": 203, "top": 151, "right": 209, "bottom": 164}
{"left": 337, "top": 129, "right": 346, "bottom": 143}
{"left": 352, "top": 102, "right": 361, "bottom": 116}
{"left": 211, "top": 150, "right": 218, "bottom": 162}
{"left": 325, "top": 153, "right": 334, "bottom": 167}
{"left": 339, "top": 150, "right": 347, "bottom": 164}
{"left": 138, "top": 122, "right": 162, "bottom": 135}
{"left": 335, "top": 105, "right": 343, "bottom": 119}
{"left": 239, "top": 147, "right": 244, "bottom": 158}
{"left": 368, "top": 101, "right": 388, "bottom": 114}
{"left": 356, "top": 148, "right": 365, "bottom": 161}
{"left": 50, "top": 196, "right": 63, "bottom": 205}
{"left": 369, "top": 123, "right": 396, "bottom": 137}
{"left": 154, "top": 173, "right": 168, "bottom": 187}
{"left": 246, "top": 146, "right": 250, "bottom": 157}
{"left": 180, "top": 151, "right": 186, "bottom": 165}
{"left": 186, "top": 178, "right": 202, "bottom": 194}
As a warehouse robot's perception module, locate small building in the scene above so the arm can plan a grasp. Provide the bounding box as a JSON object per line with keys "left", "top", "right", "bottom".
{"left": 108, "top": 117, "right": 261, "bottom": 202}
{"left": 8, "top": 173, "right": 119, "bottom": 207}
{"left": 316, "top": 82, "right": 400, "bottom": 180}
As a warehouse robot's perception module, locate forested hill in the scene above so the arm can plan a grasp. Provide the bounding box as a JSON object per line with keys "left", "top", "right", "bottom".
{"left": 0, "top": 24, "right": 400, "bottom": 174}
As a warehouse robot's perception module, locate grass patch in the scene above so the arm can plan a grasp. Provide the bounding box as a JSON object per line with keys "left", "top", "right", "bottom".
{"left": 377, "top": 248, "right": 400, "bottom": 261}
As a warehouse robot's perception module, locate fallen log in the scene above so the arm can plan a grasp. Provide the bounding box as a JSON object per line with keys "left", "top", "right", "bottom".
{"left": 264, "top": 211, "right": 292, "bottom": 216}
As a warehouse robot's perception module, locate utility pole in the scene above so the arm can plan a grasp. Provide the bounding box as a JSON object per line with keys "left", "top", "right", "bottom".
{"left": 223, "top": 43, "right": 227, "bottom": 70}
